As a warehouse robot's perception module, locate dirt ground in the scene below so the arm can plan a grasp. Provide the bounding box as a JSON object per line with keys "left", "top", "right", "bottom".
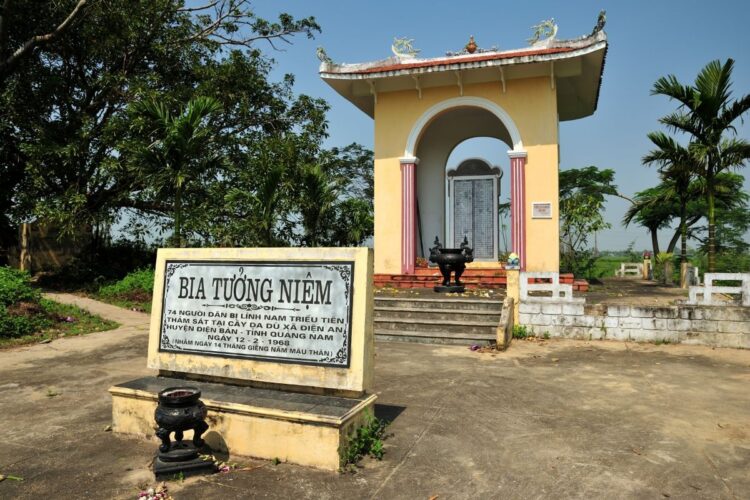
{"left": 0, "top": 294, "right": 748, "bottom": 499}
{"left": 583, "top": 277, "right": 691, "bottom": 306}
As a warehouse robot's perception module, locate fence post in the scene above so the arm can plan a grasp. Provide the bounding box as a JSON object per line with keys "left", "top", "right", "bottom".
{"left": 506, "top": 268, "right": 520, "bottom": 325}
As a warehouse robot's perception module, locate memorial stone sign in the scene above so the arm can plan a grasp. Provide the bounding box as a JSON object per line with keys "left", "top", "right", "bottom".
{"left": 148, "top": 248, "right": 374, "bottom": 396}
{"left": 159, "top": 261, "right": 353, "bottom": 367}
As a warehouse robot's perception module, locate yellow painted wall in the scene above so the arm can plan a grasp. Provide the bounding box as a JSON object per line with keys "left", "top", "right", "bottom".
{"left": 373, "top": 78, "right": 560, "bottom": 274}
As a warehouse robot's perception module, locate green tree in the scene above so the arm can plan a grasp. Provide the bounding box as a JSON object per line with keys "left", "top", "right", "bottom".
{"left": 642, "top": 132, "right": 698, "bottom": 264}
{"left": 623, "top": 172, "right": 747, "bottom": 258}
{"left": 1, "top": 0, "right": 320, "bottom": 241}
{"left": 687, "top": 174, "right": 750, "bottom": 254}
{"left": 558, "top": 166, "right": 630, "bottom": 276}
{"left": 622, "top": 185, "right": 674, "bottom": 256}
{"left": 652, "top": 59, "right": 750, "bottom": 271}
{"left": 0, "top": 0, "right": 88, "bottom": 82}
{"left": 128, "top": 96, "right": 224, "bottom": 247}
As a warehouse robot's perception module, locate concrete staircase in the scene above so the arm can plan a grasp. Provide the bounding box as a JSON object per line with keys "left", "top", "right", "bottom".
{"left": 374, "top": 294, "right": 505, "bottom": 345}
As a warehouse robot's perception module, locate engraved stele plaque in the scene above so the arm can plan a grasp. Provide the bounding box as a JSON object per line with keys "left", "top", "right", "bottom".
{"left": 147, "top": 248, "right": 374, "bottom": 396}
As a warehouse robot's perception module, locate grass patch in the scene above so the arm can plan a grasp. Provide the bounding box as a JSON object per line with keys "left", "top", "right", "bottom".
{"left": 0, "top": 298, "right": 118, "bottom": 349}
{"left": 341, "top": 410, "right": 387, "bottom": 470}
{"left": 591, "top": 255, "right": 629, "bottom": 278}
{"left": 94, "top": 294, "right": 153, "bottom": 313}
{"left": 512, "top": 324, "right": 531, "bottom": 339}
{"left": 95, "top": 268, "right": 154, "bottom": 312}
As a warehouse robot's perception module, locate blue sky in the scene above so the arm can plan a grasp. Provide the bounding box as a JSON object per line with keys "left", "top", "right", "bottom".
{"left": 250, "top": 0, "right": 750, "bottom": 251}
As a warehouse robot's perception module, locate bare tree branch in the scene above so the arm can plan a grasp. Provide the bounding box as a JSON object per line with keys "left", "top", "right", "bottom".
{"left": 0, "top": 0, "right": 88, "bottom": 78}
{"left": 179, "top": 0, "right": 320, "bottom": 50}
{"left": 177, "top": 1, "right": 220, "bottom": 13}
{"left": 613, "top": 191, "right": 635, "bottom": 205}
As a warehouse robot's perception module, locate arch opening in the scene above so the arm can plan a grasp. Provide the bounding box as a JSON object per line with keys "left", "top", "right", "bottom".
{"left": 413, "top": 105, "right": 514, "bottom": 261}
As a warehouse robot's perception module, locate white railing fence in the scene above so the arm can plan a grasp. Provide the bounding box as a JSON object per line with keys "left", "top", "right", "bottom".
{"left": 520, "top": 272, "right": 584, "bottom": 303}
{"left": 688, "top": 273, "right": 750, "bottom": 306}
{"left": 615, "top": 263, "right": 643, "bottom": 277}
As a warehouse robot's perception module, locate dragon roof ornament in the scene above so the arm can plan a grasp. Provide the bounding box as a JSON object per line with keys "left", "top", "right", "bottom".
{"left": 391, "top": 37, "right": 421, "bottom": 60}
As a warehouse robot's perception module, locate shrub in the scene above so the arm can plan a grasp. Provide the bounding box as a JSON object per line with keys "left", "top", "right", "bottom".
{"left": 37, "top": 240, "right": 156, "bottom": 291}
{"left": 0, "top": 267, "right": 47, "bottom": 338}
{"left": 512, "top": 324, "right": 530, "bottom": 339}
{"left": 0, "top": 267, "right": 40, "bottom": 306}
{"left": 0, "top": 306, "right": 49, "bottom": 338}
{"left": 99, "top": 268, "right": 155, "bottom": 297}
{"left": 342, "top": 410, "right": 387, "bottom": 467}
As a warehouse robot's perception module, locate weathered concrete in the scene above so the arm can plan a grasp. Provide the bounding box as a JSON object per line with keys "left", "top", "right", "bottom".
{"left": 689, "top": 272, "right": 750, "bottom": 306}
{"left": 520, "top": 300, "right": 750, "bottom": 348}
{"left": 0, "top": 295, "right": 748, "bottom": 499}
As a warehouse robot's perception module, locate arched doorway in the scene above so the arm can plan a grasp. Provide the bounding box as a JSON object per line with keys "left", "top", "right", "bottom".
{"left": 408, "top": 99, "right": 526, "bottom": 270}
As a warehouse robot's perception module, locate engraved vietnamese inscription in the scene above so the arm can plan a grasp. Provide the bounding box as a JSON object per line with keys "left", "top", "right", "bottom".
{"left": 159, "top": 261, "right": 354, "bottom": 367}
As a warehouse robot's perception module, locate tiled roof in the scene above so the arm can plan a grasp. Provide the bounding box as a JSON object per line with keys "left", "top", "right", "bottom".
{"left": 328, "top": 46, "right": 578, "bottom": 76}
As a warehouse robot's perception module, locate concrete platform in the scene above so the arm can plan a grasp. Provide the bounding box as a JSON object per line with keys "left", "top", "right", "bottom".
{"left": 0, "top": 294, "right": 748, "bottom": 499}
{"left": 110, "top": 376, "right": 376, "bottom": 471}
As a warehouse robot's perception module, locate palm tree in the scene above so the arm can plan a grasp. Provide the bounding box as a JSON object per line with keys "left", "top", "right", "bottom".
{"left": 622, "top": 186, "right": 675, "bottom": 257}
{"left": 652, "top": 59, "right": 750, "bottom": 271}
{"left": 623, "top": 173, "right": 745, "bottom": 261}
{"left": 642, "top": 132, "right": 697, "bottom": 266}
{"left": 130, "top": 96, "right": 223, "bottom": 247}
{"left": 298, "top": 164, "right": 339, "bottom": 247}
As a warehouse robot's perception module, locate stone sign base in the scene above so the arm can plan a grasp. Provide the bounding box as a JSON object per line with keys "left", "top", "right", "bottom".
{"left": 109, "top": 376, "right": 377, "bottom": 471}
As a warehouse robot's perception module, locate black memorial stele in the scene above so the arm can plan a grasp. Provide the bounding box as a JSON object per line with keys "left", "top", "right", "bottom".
{"left": 153, "top": 387, "right": 217, "bottom": 479}
{"left": 428, "top": 236, "right": 474, "bottom": 293}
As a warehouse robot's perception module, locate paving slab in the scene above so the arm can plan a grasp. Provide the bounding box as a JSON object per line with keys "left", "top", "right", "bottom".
{"left": 0, "top": 294, "right": 748, "bottom": 499}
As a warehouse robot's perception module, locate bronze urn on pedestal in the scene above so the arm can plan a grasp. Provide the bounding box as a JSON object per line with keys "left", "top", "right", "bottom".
{"left": 428, "top": 236, "right": 474, "bottom": 293}
{"left": 153, "top": 386, "right": 216, "bottom": 479}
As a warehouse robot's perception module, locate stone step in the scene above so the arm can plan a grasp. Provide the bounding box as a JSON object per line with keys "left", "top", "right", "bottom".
{"left": 412, "top": 268, "right": 506, "bottom": 277}
{"left": 374, "top": 306, "right": 501, "bottom": 323}
{"left": 374, "top": 296, "right": 504, "bottom": 312}
{"left": 374, "top": 329, "right": 496, "bottom": 346}
{"left": 374, "top": 281, "right": 506, "bottom": 290}
{"left": 374, "top": 316, "right": 498, "bottom": 336}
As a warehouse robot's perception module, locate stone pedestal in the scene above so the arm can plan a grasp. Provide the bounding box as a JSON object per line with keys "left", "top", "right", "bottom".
{"left": 109, "top": 247, "right": 376, "bottom": 474}
{"left": 111, "top": 377, "right": 376, "bottom": 471}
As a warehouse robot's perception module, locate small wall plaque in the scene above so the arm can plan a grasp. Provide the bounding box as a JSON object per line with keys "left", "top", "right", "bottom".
{"left": 532, "top": 202, "right": 553, "bottom": 219}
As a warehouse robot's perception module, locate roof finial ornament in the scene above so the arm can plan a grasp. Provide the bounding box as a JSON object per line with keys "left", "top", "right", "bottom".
{"left": 392, "top": 37, "right": 421, "bottom": 60}
{"left": 528, "top": 18, "right": 558, "bottom": 47}
{"left": 445, "top": 37, "right": 498, "bottom": 57}
{"left": 591, "top": 10, "right": 606, "bottom": 35}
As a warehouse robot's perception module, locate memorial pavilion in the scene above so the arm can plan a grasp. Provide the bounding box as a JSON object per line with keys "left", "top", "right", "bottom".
{"left": 320, "top": 16, "right": 607, "bottom": 279}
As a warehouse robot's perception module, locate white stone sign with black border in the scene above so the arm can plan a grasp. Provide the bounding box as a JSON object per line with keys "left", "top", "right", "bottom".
{"left": 147, "top": 247, "right": 374, "bottom": 396}
{"left": 159, "top": 261, "right": 354, "bottom": 368}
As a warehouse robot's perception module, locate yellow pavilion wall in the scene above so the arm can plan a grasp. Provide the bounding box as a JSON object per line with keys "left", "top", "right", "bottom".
{"left": 373, "top": 78, "right": 560, "bottom": 274}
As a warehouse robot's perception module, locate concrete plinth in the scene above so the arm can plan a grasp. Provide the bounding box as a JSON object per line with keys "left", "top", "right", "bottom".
{"left": 110, "top": 376, "right": 377, "bottom": 471}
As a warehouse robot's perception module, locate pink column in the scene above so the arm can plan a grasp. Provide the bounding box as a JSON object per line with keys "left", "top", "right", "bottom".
{"left": 509, "top": 152, "right": 528, "bottom": 270}
{"left": 400, "top": 158, "right": 418, "bottom": 274}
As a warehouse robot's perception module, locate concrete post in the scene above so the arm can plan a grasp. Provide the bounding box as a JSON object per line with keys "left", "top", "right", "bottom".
{"left": 19, "top": 223, "right": 31, "bottom": 272}
{"left": 642, "top": 257, "right": 651, "bottom": 280}
{"left": 506, "top": 268, "right": 520, "bottom": 325}
{"left": 680, "top": 262, "right": 689, "bottom": 289}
